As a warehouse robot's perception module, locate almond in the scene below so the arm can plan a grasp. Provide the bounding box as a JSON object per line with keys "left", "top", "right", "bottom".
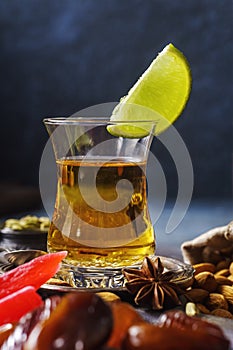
{"left": 196, "top": 303, "right": 210, "bottom": 314}
{"left": 215, "top": 260, "right": 230, "bottom": 272}
{"left": 193, "top": 263, "right": 215, "bottom": 275}
{"left": 229, "top": 262, "right": 233, "bottom": 275}
{"left": 217, "top": 285, "right": 233, "bottom": 305}
{"left": 206, "top": 293, "right": 228, "bottom": 311}
{"left": 228, "top": 275, "right": 233, "bottom": 282}
{"left": 178, "top": 276, "right": 195, "bottom": 289}
{"left": 184, "top": 288, "right": 209, "bottom": 303}
{"left": 215, "top": 275, "right": 233, "bottom": 286}
{"left": 211, "top": 309, "right": 233, "bottom": 319}
{"left": 96, "top": 292, "right": 121, "bottom": 303}
{"left": 214, "top": 269, "right": 230, "bottom": 277}
{"left": 194, "top": 272, "right": 217, "bottom": 292}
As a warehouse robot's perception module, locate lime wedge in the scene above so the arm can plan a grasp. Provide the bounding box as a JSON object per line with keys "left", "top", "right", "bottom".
{"left": 108, "top": 43, "right": 191, "bottom": 137}
{"left": 106, "top": 124, "right": 148, "bottom": 138}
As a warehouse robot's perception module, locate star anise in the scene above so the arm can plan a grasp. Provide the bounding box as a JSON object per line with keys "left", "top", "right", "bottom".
{"left": 123, "top": 256, "right": 182, "bottom": 310}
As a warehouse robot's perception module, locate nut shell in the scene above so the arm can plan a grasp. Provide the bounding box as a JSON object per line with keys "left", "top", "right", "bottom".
{"left": 228, "top": 275, "right": 233, "bottom": 282}
{"left": 194, "top": 272, "right": 217, "bottom": 292}
{"left": 215, "top": 275, "right": 233, "bottom": 286}
{"left": 215, "top": 260, "right": 230, "bottom": 272}
{"left": 206, "top": 293, "right": 228, "bottom": 311}
{"left": 184, "top": 289, "right": 209, "bottom": 303}
{"left": 217, "top": 285, "right": 233, "bottom": 305}
{"left": 229, "top": 262, "right": 233, "bottom": 275}
{"left": 193, "top": 263, "right": 215, "bottom": 275}
{"left": 196, "top": 303, "right": 210, "bottom": 315}
{"left": 211, "top": 309, "right": 233, "bottom": 319}
{"left": 215, "top": 269, "right": 230, "bottom": 277}
{"left": 96, "top": 292, "right": 121, "bottom": 303}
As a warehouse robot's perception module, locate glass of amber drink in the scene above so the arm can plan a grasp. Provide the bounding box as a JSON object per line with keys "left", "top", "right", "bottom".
{"left": 44, "top": 116, "right": 156, "bottom": 288}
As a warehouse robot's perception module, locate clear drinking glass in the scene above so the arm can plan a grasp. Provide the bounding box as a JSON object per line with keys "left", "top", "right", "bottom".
{"left": 44, "top": 116, "right": 156, "bottom": 287}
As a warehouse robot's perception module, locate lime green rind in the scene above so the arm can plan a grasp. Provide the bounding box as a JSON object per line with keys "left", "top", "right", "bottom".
{"left": 106, "top": 124, "right": 151, "bottom": 138}
{"left": 121, "top": 44, "right": 192, "bottom": 120}
{"left": 109, "top": 43, "right": 192, "bottom": 137}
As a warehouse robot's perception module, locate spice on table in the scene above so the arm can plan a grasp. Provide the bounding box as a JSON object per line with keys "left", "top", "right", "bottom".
{"left": 3, "top": 215, "right": 50, "bottom": 232}
{"left": 123, "top": 256, "right": 182, "bottom": 310}
{"left": 181, "top": 259, "right": 233, "bottom": 319}
{"left": 180, "top": 221, "right": 233, "bottom": 319}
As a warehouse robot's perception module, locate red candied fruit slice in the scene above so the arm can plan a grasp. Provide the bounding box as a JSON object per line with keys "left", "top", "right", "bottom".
{"left": 0, "top": 251, "right": 67, "bottom": 299}
{"left": 0, "top": 286, "right": 43, "bottom": 326}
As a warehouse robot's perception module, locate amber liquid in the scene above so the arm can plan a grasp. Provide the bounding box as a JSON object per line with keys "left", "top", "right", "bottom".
{"left": 48, "top": 157, "right": 155, "bottom": 267}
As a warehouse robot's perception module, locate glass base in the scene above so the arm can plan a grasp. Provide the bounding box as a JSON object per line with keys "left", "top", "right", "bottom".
{"left": 59, "top": 264, "right": 126, "bottom": 289}
{"left": 51, "top": 255, "right": 194, "bottom": 290}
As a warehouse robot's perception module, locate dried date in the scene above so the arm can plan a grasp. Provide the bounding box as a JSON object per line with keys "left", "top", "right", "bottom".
{"left": 24, "top": 292, "right": 113, "bottom": 350}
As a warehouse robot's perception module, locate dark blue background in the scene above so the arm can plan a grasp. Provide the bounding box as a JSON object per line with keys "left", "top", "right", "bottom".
{"left": 0, "top": 0, "right": 232, "bottom": 198}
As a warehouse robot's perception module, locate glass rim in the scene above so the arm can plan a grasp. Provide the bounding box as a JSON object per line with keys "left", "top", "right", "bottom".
{"left": 43, "top": 117, "right": 158, "bottom": 125}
